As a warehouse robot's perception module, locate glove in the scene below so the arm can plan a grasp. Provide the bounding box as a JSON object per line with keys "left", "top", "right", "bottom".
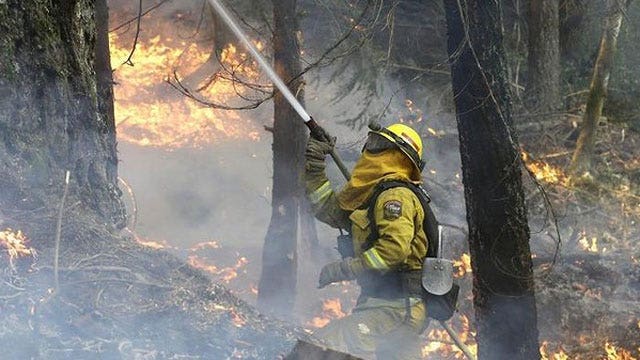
{"left": 304, "top": 135, "right": 335, "bottom": 192}
{"left": 309, "top": 120, "right": 335, "bottom": 144}
{"left": 305, "top": 137, "right": 335, "bottom": 163}
{"left": 318, "top": 257, "right": 365, "bottom": 288}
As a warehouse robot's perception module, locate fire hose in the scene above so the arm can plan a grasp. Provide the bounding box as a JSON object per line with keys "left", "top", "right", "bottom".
{"left": 207, "top": 0, "right": 350, "bottom": 180}
{"left": 208, "top": 1, "right": 476, "bottom": 359}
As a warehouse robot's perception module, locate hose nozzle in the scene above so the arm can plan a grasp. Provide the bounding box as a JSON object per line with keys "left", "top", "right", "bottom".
{"left": 368, "top": 121, "right": 382, "bottom": 131}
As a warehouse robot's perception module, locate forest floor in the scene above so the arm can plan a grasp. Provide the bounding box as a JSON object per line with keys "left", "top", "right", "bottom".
{"left": 0, "top": 210, "right": 302, "bottom": 358}
{"left": 0, "top": 114, "right": 639, "bottom": 360}
{"left": 518, "top": 115, "right": 640, "bottom": 359}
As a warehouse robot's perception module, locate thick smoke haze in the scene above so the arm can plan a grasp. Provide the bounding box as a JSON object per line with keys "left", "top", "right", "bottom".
{"left": 107, "top": 1, "right": 640, "bottom": 359}
{"left": 109, "top": 0, "right": 469, "bottom": 314}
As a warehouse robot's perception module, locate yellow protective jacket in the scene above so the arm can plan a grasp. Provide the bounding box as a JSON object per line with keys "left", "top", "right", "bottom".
{"left": 306, "top": 148, "right": 429, "bottom": 299}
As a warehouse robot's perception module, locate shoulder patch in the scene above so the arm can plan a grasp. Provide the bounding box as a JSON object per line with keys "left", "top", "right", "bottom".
{"left": 383, "top": 200, "right": 402, "bottom": 220}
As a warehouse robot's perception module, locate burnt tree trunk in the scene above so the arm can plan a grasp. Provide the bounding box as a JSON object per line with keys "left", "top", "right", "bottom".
{"left": 442, "top": 1, "right": 540, "bottom": 359}
{"left": 526, "top": 0, "right": 561, "bottom": 116}
{"left": 258, "top": 0, "right": 308, "bottom": 316}
{"left": 569, "top": 0, "right": 632, "bottom": 177}
{"left": 95, "top": 0, "right": 118, "bottom": 193}
{"left": 559, "top": 0, "right": 593, "bottom": 61}
{"left": 0, "top": 0, "right": 125, "bottom": 229}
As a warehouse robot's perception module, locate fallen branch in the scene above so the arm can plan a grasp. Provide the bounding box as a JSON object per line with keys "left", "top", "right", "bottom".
{"left": 62, "top": 278, "right": 173, "bottom": 289}
{"left": 439, "top": 320, "right": 477, "bottom": 360}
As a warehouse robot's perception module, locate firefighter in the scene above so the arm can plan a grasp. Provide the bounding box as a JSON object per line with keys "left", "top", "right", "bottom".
{"left": 304, "top": 123, "right": 429, "bottom": 359}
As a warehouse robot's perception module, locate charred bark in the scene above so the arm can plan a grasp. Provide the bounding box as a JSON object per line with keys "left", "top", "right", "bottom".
{"left": 0, "top": 0, "right": 125, "bottom": 229}
{"left": 569, "top": 0, "right": 633, "bottom": 177}
{"left": 559, "top": 0, "right": 593, "bottom": 62}
{"left": 258, "top": 0, "right": 309, "bottom": 316}
{"left": 442, "top": 1, "right": 540, "bottom": 359}
{"left": 95, "top": 0, "right": 119, "bottom": 198}
{"left": 526, "top": 0, "right": 561, "bottom": 116}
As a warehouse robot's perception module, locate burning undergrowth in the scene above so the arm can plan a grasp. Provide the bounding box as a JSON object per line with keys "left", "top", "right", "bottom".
{"left": 519, "top": 118, "right": 640, "bottom": 359}
{"left": 102, "top": 1, "right": 640, "bottom": 359}
{"left": 0, "top": 210, "right": 303, "bottom": 358}
{"left": 109, "top": 1, "right": 265, "bottom": 149}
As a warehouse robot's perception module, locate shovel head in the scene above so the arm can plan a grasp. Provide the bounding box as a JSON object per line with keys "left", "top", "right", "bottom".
{"left": 422, "top": 257, "right": 454, "bottom": 296}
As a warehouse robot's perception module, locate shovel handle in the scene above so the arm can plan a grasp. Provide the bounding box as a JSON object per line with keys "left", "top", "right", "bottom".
{"left": 439, "top": 320, "right": 477, "bottom": 360}
{"left": 306, "top": 118, "right": 351, "bottom": 181}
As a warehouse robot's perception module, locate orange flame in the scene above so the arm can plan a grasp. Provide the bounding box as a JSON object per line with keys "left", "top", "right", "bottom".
{"left": 453, "top": 253, "right": 472, "bottom": 278}
{"left": 230, "top": 308, "right": 247, "bottom": 328}
{"left": 131, "top": 232, "right": 172, "bottom": 250}
{"left": 539, "top": 341, "right": 638, "bottom": 360}
{"left": 604, "top": 342, "right": 637, "bottom": 360}
{"left": 422, "top": 314, "right": 477, "bottom": 359}
{"left": 578, "top": 232, "right": 600, "bottom": 253}
{"left": 190, "top": 240, "right": 220, "bottom": 251}
{"left": 540, "top": 341, "right": 569, "bottom": 360}
{"left": 0, "top": 229, "right": 36, "bottom": 268}
{"left": 187, "top": 254, "right": 248, "bottom": 283}
{"left": 206, "top": 304, "right": 246, "bottom": 328}
{"left": 307, "top": 298, "right": 347, "bottom": 328}
{"left": 109, "top": 33, "right": 262, "bottom": 149}
{"left": 522, "top": 151, "right": 569, "bottom": 185}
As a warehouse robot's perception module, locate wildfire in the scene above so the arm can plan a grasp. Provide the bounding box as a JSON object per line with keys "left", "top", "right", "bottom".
{"left": 109, "top": 32, "right": 262, "bottom": 149}
{"left": 578, "top": 232, "right": 600, "bottom": 253}
{"left": 0, "top": 229, "right": 36, "bottom": 269}
{"left": 187, "top": 254, "right": 248, "bottom": 284}
{"left": 307, "top": 298, "right": 347, "bottom": 328}
{"left": 230, "top": 308, "right": 247, "bottom": 328}
{"left": 454, "top": 253, "right": 472, "bottom": 278}
{"left": 522, "top": 151, "right": 569, "bottom": 185}
{"left": 190, "top": 240, "right": 220, "bottom": 251}
{"left": 540, "top": 341, "right": 569, "bottom": 360}
{"left": 422, "top": 314, "right": 477, "bottom": 359}
{"left": 207, "top": 304, "right": 246, "bottom": 328}
{"left": 540, "top": 341, "right": 638, "bottom": 359}
{"left": 130, "top": 232, "right": 173, "bottom": 250}
{"left": 605, "top": 342, "right": 637, "bottom": 360}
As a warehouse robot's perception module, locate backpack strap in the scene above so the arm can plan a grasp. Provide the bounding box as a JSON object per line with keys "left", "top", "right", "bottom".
{"left": 361, "top": 180, "right": 439, "bottom": 258}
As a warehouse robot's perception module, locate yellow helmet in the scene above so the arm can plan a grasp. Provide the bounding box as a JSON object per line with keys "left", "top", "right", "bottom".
{"left": 368, "top": 122, "right": 425, "bottom": 171}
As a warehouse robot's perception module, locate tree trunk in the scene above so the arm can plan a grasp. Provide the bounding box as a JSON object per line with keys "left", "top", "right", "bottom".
{"left": 526, "top": 0, "right": 561, "bottom": 116}
{"left": 95, "top": 0, "right": 119, "bottom": 196}
{"left": 559, "top": 0, "right": 593, "bottom": 62}
{"left": 0, "top": 0, "right": 125, "bottom": 229}
{"left": 442, "top": 1, "right": 540, "bottom": 359}
{"left": 568, "top": 0, "right": 632, "bottom": 177}
{"left": 257, "top": 0, "right": 308, "bottom": 316}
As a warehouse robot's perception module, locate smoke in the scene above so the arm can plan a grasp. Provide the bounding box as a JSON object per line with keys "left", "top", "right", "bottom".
{"left": 108, "top": 0, "right": 470, "bottom": 330}
{"left": 106, "top": 1, "right": 640, "bottom": 359}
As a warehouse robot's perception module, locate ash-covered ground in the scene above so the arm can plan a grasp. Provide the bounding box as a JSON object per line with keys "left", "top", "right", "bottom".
{"left": 2, "top": 1, "right": 638, "bottom": 359}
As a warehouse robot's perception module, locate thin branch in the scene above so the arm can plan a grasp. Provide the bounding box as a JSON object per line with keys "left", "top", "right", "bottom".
{"left": 54, "top": 171, "right": 71, "bottom": 293}
{"left": 109, "top": 0, "right": 172, "bottom": 33}
{"left": 168, "top": 0, "right": 375, "bottom": 111}
{"left": 121, "top": 0, "right": 143, "bottom": 67}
